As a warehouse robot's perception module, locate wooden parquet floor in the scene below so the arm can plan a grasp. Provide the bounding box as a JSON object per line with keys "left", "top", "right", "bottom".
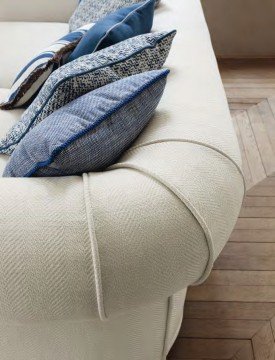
{"left": 168, "top": 60, "right": 275, "bottom": 360}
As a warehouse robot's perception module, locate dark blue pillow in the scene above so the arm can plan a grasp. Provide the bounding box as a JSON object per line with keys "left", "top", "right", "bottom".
{"left": 68, "top": 0, "right": 155, "bottom": 62}
{"left": 3, "top": 69, "right": 169, "bottom": 178}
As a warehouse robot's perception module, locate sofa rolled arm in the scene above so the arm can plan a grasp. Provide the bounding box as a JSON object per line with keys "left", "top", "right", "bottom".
{"left": 0, "top": 138, "right": 244, "bottom": 323}
{"left": 87, "top": 138, "right": 244, "bottom": 320}
{"left": 0, "top": 0, "right": 77, "bottom": 23}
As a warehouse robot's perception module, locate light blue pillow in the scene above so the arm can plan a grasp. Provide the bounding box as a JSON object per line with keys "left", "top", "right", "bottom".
{"left": 3, "top": 69, "right": 169, "bottom": 178}
{"left": 0, "top": 30, "right": 176, "bottom": 155}
{"left": 0, "top": 24, "right": 94, "bottom": 110}
{"left": 68, "top": 0, "right": 155, "bottom": 62}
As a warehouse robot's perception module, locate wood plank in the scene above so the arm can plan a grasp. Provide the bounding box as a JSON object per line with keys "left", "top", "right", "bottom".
{"left": 187, "top": 285, "right": 275, "bottom": 303}
{"left": 221, "top": 243, "right": 275, "bottom": 256}
{"left": 225, "top": 84, "right": 275, "bottom": 89}
{"left": 229, "top": 229, "right": 275, "bottom": 243}
{"left": 231, "top": 109, "right": 245, "bottom": 117}
{"left": 247, "top": 186, "right": 275, "bottom": 196}
{"left": 243, "top": 196, "right": 275, "bottom": 207}
{"left": 231, "top": 341, "right": 254, "bottom": 360}
{"left": 179, "top": 318, "right": 264, "bottom": 339}
{"left": 228, "top": 97, "right": 263, "bottom": 104}
{"left": 225, "top": 88, "right": 275, "bottom": 99}
{"left": 221, "top": 76, "right": 275, "bottom": 85}
{"left": 252, "top": 322, "right": 275, "bottom": 360}
{"left": 270, "top": 316, "right": 275, "bottom": 341}
{"left": 168, "top": 338, "right": 247, "bottom": 359}
{"left": 230, "top": 103, "right": 255, "bottom": 110}
{"left": 240, "top": 207, "right": 275, "bottom": 218}
{"left": 235, "top": 110, "right": 266, "bottom": 183}
{"left": 235, "top": 218, "right": 275, "bottom": 229}
{"left": 219, "top": 59, "right": 275, "bottom": 80}
{"left": 231, "top": 114, "right": 254, "bottom": 189}
{"left": 214, "top": 255, "right": 275, "bottom": 270}
{"left": 184, "top": 302, "right": 275, "bottom": 320}
{"left": 248, "top": 105, "right": 275, "bottom": 175}
{"left": 205, "top": 270, "right": 275, "bottom": 286}
{"left": 268, "top": 97, "right": 275, "bottom": 118}
{"left": 257, "top": 99, "right": 275, "bottom": 155}
{"left": 258, "top": 177, "right": 275, "bottom": 186}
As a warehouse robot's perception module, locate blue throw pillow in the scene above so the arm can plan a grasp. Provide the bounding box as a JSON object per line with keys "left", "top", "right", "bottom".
{"left": 0, "top": 30, "right": 175, "bottom": 155}
{"left": 70, "top": 0, "right": 161, "bottom": 31}
{"left": 70, "top": 0, "right": 147, "bottom": 31}
{"left": 68, "top": 0, "right": 155, "bottom": 62}
{"left": 0, "top": 24, "right": 94, "bottom": 110}
{"left": 3, "top": 69, "right": 169, "bottom": 178}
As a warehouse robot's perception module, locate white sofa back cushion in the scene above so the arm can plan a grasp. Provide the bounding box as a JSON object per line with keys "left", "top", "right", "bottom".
{"left": 0, "top": 22, "right": 69, "bottom": 89}
{"left": 0, "top": 0, "right": 78, "bottom": 23}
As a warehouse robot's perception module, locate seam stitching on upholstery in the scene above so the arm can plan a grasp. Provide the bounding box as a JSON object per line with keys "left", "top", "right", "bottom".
{"left": 125, "top": 138, "right": 246, "bottom": 193}
{"left": 162, "top": 296, "right": 173, "bottom": 360}
{"left": 82, "top": 173, "right": 107, "bottom": 321}
{"left": 163, "top": 292, "right": 186, "bottom": 358}
{"left": 110, "top": 164, "right": 215, "bottom": 285}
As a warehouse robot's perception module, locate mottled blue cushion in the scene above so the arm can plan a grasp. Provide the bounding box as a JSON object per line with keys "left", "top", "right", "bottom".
{"left": 3, "top": 69, "right": 169, "bottom": 178}
{"left": 68, "top": 0, "right": 155, "bottom": 62}
{"left": 0, "top": 30, "right": 175, "bottom": 155}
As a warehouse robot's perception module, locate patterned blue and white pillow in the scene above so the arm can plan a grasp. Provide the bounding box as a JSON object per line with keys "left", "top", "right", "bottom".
{"left": 0, "top": 30, "right": 176, "bottom": 155}
{"left": 0, "top": 24, "right": 94, "bottom": 110}
{"left": 3, "top": 69, "right": 169, "bottom": 178}
{"left": 69, "top": 0, "right": 160, "bottom": 32}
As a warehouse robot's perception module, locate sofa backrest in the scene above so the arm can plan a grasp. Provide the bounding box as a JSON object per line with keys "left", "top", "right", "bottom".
{"left": 0, "top": 0, "right": 78, "bottom": 23}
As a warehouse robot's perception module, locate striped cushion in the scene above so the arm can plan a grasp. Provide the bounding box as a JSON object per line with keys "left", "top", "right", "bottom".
{"left": 0, "top": 24, "right": 94, "bottom": 110}
{"left": 0, "top": 30, "right": 175, "bottom": 155}
{"left": 3, "top": 69, "right": 169, "bottom": 177}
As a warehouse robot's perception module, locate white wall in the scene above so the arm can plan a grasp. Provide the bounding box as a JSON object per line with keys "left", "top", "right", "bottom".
{"left": 201, "top": 0, "right": 275, "bottom": 58}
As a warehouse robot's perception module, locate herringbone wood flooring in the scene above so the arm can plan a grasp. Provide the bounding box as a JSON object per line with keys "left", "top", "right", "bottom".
{"left": 168, "top": 60, "right": 275, "bottom": 360}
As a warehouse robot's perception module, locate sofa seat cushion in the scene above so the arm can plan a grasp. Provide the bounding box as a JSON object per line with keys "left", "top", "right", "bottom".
{"left": 0, "top": 89, "right": 23, "bottom": 175}
{"left": 0, "top": 22, "right": 69, "bottom": 89}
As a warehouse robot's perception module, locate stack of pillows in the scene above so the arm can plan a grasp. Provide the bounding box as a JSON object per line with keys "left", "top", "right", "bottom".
{"left": 1, "top": 0, "right": 176, "bottom": 177}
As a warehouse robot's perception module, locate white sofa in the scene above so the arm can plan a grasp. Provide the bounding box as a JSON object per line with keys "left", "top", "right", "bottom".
{"left": 0, "top": 0, "right": 245, "bottom": 359}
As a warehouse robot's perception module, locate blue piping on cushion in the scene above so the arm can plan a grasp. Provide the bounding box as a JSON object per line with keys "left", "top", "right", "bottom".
{"left": 93, "top": 0, "right": 155, "bottom": 53}
{"left": 0, "top": 30, "right": 176, "bottom": 152}
{"left": 24, "top": 69, "right": 169, "bottom": 177}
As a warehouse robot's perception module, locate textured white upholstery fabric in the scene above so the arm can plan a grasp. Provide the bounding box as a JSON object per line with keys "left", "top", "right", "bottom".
{"left": 0, "top": 0, "right": 77, "bottom": 23}
{"left": 0, "top": 0, "right": 244, "bottom": 358}
{"left": 0, "top": 296, "right": 179, "bottom": 360}
{"left": 163, "top": 288, "right": 187, "bottom": 357}
{"left": 0, "top": 22, "right": 69, "bottom": 88}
